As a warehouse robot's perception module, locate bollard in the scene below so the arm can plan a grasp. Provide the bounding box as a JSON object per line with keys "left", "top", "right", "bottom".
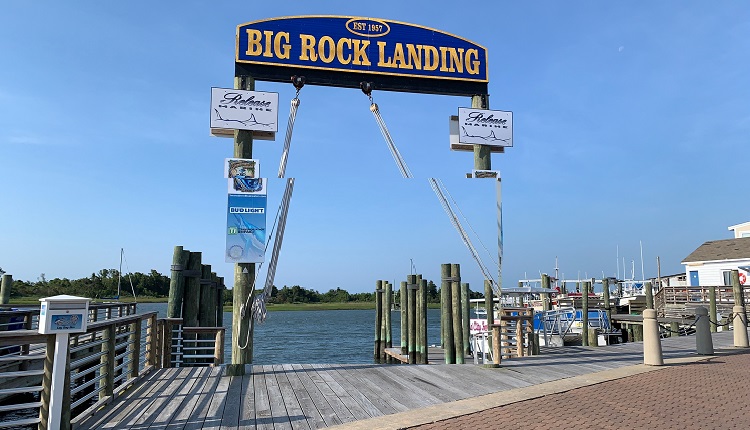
{"left": 733, "top": 306, "right": 749, "bottom": 348}
{"left": 694, "top": 306, "right": 713, "bottom": 355}
{"left": 642, "top": 309, "right": 664, "bottom": 365}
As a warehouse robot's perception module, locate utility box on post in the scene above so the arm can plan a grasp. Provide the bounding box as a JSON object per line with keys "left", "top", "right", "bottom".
{"left": 38, "top": 294, "right": 90, "bottom": 334}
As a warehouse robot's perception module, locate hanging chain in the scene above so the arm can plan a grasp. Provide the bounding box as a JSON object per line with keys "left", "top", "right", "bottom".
{"left": 278, "top": 76, "right": 305, "bottom": 179}
{"left": 360, "top": 82, "right": 413, "bottom": 178}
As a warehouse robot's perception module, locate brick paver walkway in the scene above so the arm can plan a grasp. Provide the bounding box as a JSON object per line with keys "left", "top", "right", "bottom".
{"left": 408, "top": 351, "right": 750, "bottom": 430}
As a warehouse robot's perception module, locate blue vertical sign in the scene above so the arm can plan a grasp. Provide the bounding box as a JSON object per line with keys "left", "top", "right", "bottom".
{"left": 226, "top": 194, "right": 267, "bottom": 263}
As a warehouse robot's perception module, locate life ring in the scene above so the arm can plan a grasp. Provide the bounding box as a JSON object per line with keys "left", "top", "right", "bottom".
{"left": 740, "top": 273, "right": 747, "bottom": 285}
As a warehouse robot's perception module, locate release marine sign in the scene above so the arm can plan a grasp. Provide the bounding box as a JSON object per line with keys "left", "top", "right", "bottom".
{"left": 236, "top": 16, "right": 488, "bottom": 82}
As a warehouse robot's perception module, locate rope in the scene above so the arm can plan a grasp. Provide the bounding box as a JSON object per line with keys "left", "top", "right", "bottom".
{"left": 361, "top": 82, "right": 412, "bottom": 178}
{"left": 278, "top": 76, "right": 305, "bottom": 179}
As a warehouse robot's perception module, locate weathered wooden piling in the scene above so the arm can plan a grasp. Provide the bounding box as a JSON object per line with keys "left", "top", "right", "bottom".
{"left": 602, "top": 278, "right": 611, "bottom": 322}
{"left": 461, "top": 282, "right": 470, "bottom": 356}
{"left": 581, "top": 280, "right": 590, "bottom": 346}
{"left": 167, "top": 246, "right": 190, "bottom": 318}
{"left": 415, "top": 275, "right": 423, "bottom": 364}
{"left": 374, "top": 280, "right": 384, "bottom": 362}
{"left": 441, "top": 265, "right": 455, "bottom": 364}
{"left": 421, "top": 278, "right": 428, "bottom": 364}
{"left": 385, "top": 282, "right": 393, "bottom": 358}
{"left": 440, "top": 265, "right": 449, "bottom": 349}
{"left": 407, "top": 274, "right": 418, "bottom": 364}
{"left": 199, "top": 265, "right": 216, "bottom": 327}
{"left": 182, "top": 252, "right": 202, "bottom": 328}
{"left": 709, "top": 286, "right": 717, "bottom": 333}
{"left": 484, "top": 280, "right": 493, "bottom": 334}
{"left": 1, "top": 274, "right": 12, "bottom": 305}
{"left": 400, "top": 281, "right": 407, "bottom": 354}
{"left": 451, "top": 264, "right": 464, "bottom": 364}
{"left": 541, "top": 274, "right": 551, "bottom": 311}
{"left": 645, "top": 281, "right": 654, "bottom": 310}
{"left": 228, "top": 74, "right": 256, "bottom": 374}
{"left": 731, "top": 270, "right": 747, "bottom": 326}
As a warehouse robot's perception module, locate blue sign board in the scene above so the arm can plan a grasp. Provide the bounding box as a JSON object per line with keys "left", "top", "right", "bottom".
{"left": 50, "top": 314, "right": 84, "bottom": 331}
{"left": 237, "top": 16, "right": 488, "bottom": 83}
{"left": 226, "top": 193, "right": 267, "bottom": 263}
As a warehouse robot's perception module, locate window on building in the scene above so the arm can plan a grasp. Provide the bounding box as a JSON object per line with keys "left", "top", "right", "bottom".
{"left": 723, "top": 271, "right": 732, "bottom": 286}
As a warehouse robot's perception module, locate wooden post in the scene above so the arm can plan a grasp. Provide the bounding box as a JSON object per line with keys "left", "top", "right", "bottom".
{"left": 633, "top": 324, "right": 644, "bottom": 342}
{"left": 0, "top": 274, "right": 11, "bottom": 304}
{"left": 167, "top": 246, "right": 189, "bottom": 318}
{"left": 602, "top": 278, "right": 612, "bottom": 323}
{"left": 541, "top": 274, "right": 550, "bottom": 311}
{"left": 400, "top": 281, "right": 407, "bottom": 354}
{"left": 407, "top": 275, "right": 418, "bottom": 364}
{"left": 732, "top": 269, "right": 744, "bottom": 305}
{"left": 491, "top": 325, "right": 501, "bottom": 365}
{"left": 581, "top": 281, "right": 590, "bottom": 346}
{"left": 146, "top": 313, "right": 157, "bottom": 368}
{"left": 199, "top": 265, "right": 214, "bottom": 327}
{"left": 215, "top": 329, "right": 225, "bottom": 366}
{"left": 415, "top": 276, "right": 422, "bottom": 364}
{"left": 100, "top": 325, "right": 115, "bottom": 400}
{"left": 645, "top": 281, "right": 654, "bottom": 310}
{"left": 440, "top": 264, "right": 450, "bottom": 350}
{"left": 374, "top": 280, "right": 383, "bottom": 362}
{"left": 441, "top": 267, "right": 455, "bottom": 364}
{"left": 183, "top": 252, "right": 201, "bottom": 327}
{"left": 709, "top": 286, "right": 717, "bottom": 333}
{"left": 414, "top": 274, "right": 426, "bottom": 364}
{"left": 421, "top": 278, "right": 429, "bottom": 364}
{"left": 39, "top": 335, "right": 54, "bottom": 430}
{"left": 670, "top": 322, "right": 680, "bottom": 337}
{"left": 229, "top": 74, "right": 256, "bottom": 375}
{"left": 128, "top": 319, "right": 141, "bottom": 378}
{"left": 472, "top": 94, "right": 491, "bottom": 170}
{"left": 484, "top": 279, "right": 493, "bottom": 337}
{"left": 216, "top": 277, "right": 225, "bottom": 328}
{"left": 461, "top": 282, "right": 470, "bottom": 356}
{"left": 516, "top": 316, "right": 524, "bottom": 357}
{"left": 451, "top": 264, "right": 464, "bottom": 364}
{"left": 385, "top": 282, "right": 393, "bottom": 354}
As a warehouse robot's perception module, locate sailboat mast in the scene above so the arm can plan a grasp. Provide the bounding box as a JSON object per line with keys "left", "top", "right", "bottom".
{"left": 118, "top": 248, "right": 123, "bottom": 298}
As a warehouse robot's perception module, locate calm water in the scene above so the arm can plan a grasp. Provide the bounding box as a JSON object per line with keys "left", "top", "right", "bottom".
{"left": 138, "top": 302, "right": 444, "bottom": 364}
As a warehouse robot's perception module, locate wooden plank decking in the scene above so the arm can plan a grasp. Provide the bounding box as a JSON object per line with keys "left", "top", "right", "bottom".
{"left": 76, "top": 330, "right": 742, "bottom": 430}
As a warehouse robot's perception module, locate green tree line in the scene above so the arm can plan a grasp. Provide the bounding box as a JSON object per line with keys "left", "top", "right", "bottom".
{"left": 8, "top": 271, "right": 483, "bottom": 304}
{"left": 8, "top": 270, "right": 170, "bottom": 299}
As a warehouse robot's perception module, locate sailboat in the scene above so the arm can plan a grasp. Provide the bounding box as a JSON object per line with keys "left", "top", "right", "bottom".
{"left": 101, "top": 248, "right": 137, "bottom": 302}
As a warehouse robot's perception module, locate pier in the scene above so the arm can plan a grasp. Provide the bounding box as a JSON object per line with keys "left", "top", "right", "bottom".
{"left": 74, "top": 329, "right": 746, "bottom": 429}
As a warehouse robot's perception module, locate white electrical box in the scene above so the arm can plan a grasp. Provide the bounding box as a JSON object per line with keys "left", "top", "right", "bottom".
{"left": 38, "top": 295, "right": 90, "bottom": 334}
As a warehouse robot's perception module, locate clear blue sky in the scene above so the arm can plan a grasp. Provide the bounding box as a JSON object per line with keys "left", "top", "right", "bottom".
{"left": 1, "top": 1, "right": 748, "bottom": 294}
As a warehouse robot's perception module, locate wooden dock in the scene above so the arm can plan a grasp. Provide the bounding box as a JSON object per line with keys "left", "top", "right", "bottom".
{"left": 76, "top": 330, "right": 742, "bottom": 429}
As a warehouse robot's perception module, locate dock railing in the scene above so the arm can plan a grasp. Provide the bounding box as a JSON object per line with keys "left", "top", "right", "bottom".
{"left": 0, "top": 306, "right": 156, "bottom": 430}
{"left": 156, "top": 317, "right": 225, "bottom": 368}
{"left": 655, "top": 285, "right": 749, "bottom": 318}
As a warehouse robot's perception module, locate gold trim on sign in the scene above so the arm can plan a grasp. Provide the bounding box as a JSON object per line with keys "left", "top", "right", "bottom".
{"left": 345, "top": 18, "right": 391, "bottom": 38}
{"left": 234, "top": 15, "right": 489, "bottom": 82}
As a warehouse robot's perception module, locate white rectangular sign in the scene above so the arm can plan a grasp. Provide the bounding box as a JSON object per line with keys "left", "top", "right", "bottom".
{"left": 458, "top": 107, "right": 513, "bottom": 147}
{"left": 210, "top": 87, "right": 279, "bottom": 133}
